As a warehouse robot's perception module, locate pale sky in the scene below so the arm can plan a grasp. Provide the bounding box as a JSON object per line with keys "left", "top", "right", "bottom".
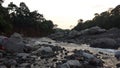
{"left": 3, "top": 0, "right": 120, "bottom": 29}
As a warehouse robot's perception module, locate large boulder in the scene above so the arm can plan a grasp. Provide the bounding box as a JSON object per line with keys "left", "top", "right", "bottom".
{"left": 80, "top": 26, "right": 106, "bottom": 35}
{"left": 1, "top": 33, "right": 27, "bottom": 53}
{"left": 3, "top": 38, "right": 26, "bottom": 53}
{"left": 33, "top": 46, "right": 54, "bottom": 58}
{"left": 90, "top": 38, "right": 118, "bottom": 49}
{"left": 68, "top": 30, "right": 81, "bottom": 38}
{"left": 10, "top": 33, "right": 23, "bottom": 43}
{"left": 64, "top": 50, "right": 103, "bottom": 66}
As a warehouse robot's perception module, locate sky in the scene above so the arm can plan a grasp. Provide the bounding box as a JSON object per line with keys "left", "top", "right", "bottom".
{"left": 3, "top": 0, "right": 120, "bottom": 29}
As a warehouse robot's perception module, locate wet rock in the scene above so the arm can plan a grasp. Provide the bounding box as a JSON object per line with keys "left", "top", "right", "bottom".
{"left": 16, "top": 53, "right": 30, "bottom": 59}
{"left": 90, "top": 38, "right": 118, "bottom": 49}
{"left": 19, "top": 63, "right": 31, "bottom": 68}
{"left": 65, "top": 49, "right": 103, "bottom": 67}
{"left": 33, "top": 46, "right": 54, "bottom": 58}
{"left": 66, "top": 60, "right": 81, "bottom": 67}
{"left": 58, "top": 60, "right": 81, "bottom": 68}
{"left": 115, "top": 51, "right": 120, "bottom": 60}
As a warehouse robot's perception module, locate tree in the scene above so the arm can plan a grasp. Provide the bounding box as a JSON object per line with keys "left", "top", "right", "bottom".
{"left": 73, "top": 5, "right": 120, "bottom": 31}
{"left": 7, "top": 2, "right": 54, "bottom": 36}
{"left": 0, "top": 2, "right": 12, "bottom": 35}
{"left": 0, "top": 0, "right": 4, "bottom": 5}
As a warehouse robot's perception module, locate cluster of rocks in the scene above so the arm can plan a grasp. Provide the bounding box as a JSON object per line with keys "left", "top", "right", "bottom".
{"left": 49, "top": 26, "right": 106, "bottom": 40}
{"left": 56, "top": 49, "right": 104, "bottom": 68}
{"left": 1, "top": 32, "right": 120, "bottom": 68}
{"left": 49, "top": 26, "right": 120, "bottom": 49}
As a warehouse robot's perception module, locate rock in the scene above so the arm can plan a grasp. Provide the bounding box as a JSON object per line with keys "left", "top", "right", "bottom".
{"left": 3, "top": 59, "right": 17, "bottom": 67}
{"left": 16, "top": 53, "right": 30, "bottom": 59}
{"left": 0, "top": 53, "right": 3, "bottom": 58}
{"left": 115, "top": 51, "right": 120, "bottom": 60}
{"left": 59, "top": 60, "right": 81, "bottom": 68}
{"left": 0, "top": 36, "right": 8, "bottom": 45}
{"left": 3, "top": 39, "right": 26, "bottom": 53}
{"left": 0, "top": 36, "right": 8, "bottom": 51}
{"left": 33, "top": 46, "right": 54, "bottom": 58}
{"left": 19, "top": 63, "right": 31, "bottom": 68}
{"left": 73, "top": 50, "right": 95, "bottom": 60}
{"left": 0, "top": 65, "right": 7, "bottom": 68}
{"left": 80, "top": 26, "right": 106, "bottom": 35}
{"left": 116, "top": 63, "right": 120, "bottom": 67}
{"left": 1, "top": 33, "right": 29, "bottom": 53}
{"left": 59, "top": 63, "right": 70, "bottom": 68}
{"left": 68, "top": 30, "right": 81, "bottom": 38}
{"left": 66, "top": 60, "right": 81, "bottom": 67}
{"left": 89, "top": 57, "right": 103, "bottom": 66}
{"left": 67, "top": 49, "right": 103, "bottom": 66}
{"left": 90, "top": 38, "right": 118, "bottom": 49}
{"left": 10, "top": 32, "right": 23, "bottom": 42}
{"left": 82, "top": 52, "right": 94, "bottom": 59}
{"left": 38, "top": 46, "right": 53, "bottom": 53}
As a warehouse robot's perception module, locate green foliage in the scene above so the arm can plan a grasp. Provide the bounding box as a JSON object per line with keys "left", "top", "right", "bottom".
{"left": 0, "top": 5, "right": 12, "bottom": 34}
{"left": 73, "top": 5, "right": 120, "bottom": 31}
{"left": 0, "top": 2, "right": 54, "bottom": 36}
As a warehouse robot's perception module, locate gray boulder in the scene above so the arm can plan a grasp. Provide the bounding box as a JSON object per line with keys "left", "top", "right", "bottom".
{"left": 115, "top": 51, "right": 120, "bottom": 60}
{"left": 0, "top": 36, "right": 8, "bottom": 45}
{"left": 16, "top": 53, "right": 30, "bottom": 59}
{"left": 59, "top": 60, "right": 81, "bottom": 68}
{"left": 33, "top": 46, "right": 54, "bottom": 57}
{"left": 90, "top": 38, "right": 118, "bottom": 49}
{"left": 68, "top": 30, "right": 81, "bottom": 38}
{"left": 38, "top": 46, "right": 53, "bottom": 53}
{"left": 10, "top": 32, "right": 23, "bottom": 43}
{"left": 19, "top": 63, "right": 31, "bottom": 68}
{"left": 2, "top": 33, "right": 27, "bottom": 53}
{"left": 80, "top": 26, "right": 106, "bottom": 35}
{"left": 3, "top": 39, "right": 26, "bottom": 53}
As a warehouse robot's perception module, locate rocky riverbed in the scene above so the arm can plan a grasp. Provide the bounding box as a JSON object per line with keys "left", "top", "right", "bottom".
{"left": 23, "top": 37, "right": 120, "bottom": 68}
{"left": 0, "top": 33, "right": 120, "bottom": 68}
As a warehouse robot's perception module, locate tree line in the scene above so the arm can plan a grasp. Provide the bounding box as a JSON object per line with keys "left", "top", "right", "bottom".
{"left": 73, "top": 5, "right": 120, "bottom": 31}
{"left": 0, "top": 0, "right": 54, "bottom": 37}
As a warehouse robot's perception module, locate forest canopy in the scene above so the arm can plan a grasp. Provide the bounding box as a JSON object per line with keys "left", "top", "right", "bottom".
{"left": 0, "top": 1, "right": 54, "bottom": 36}
{"left": 73, "top": 5, "right": 120, "bottom": 31}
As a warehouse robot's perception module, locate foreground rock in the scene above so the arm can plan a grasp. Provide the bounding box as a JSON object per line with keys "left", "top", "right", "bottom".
{"left": 0, "top": 36, "right": 119, "bottom": 68}
{"left": 0, "top": 33, "right": 31, "bottom": 53}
